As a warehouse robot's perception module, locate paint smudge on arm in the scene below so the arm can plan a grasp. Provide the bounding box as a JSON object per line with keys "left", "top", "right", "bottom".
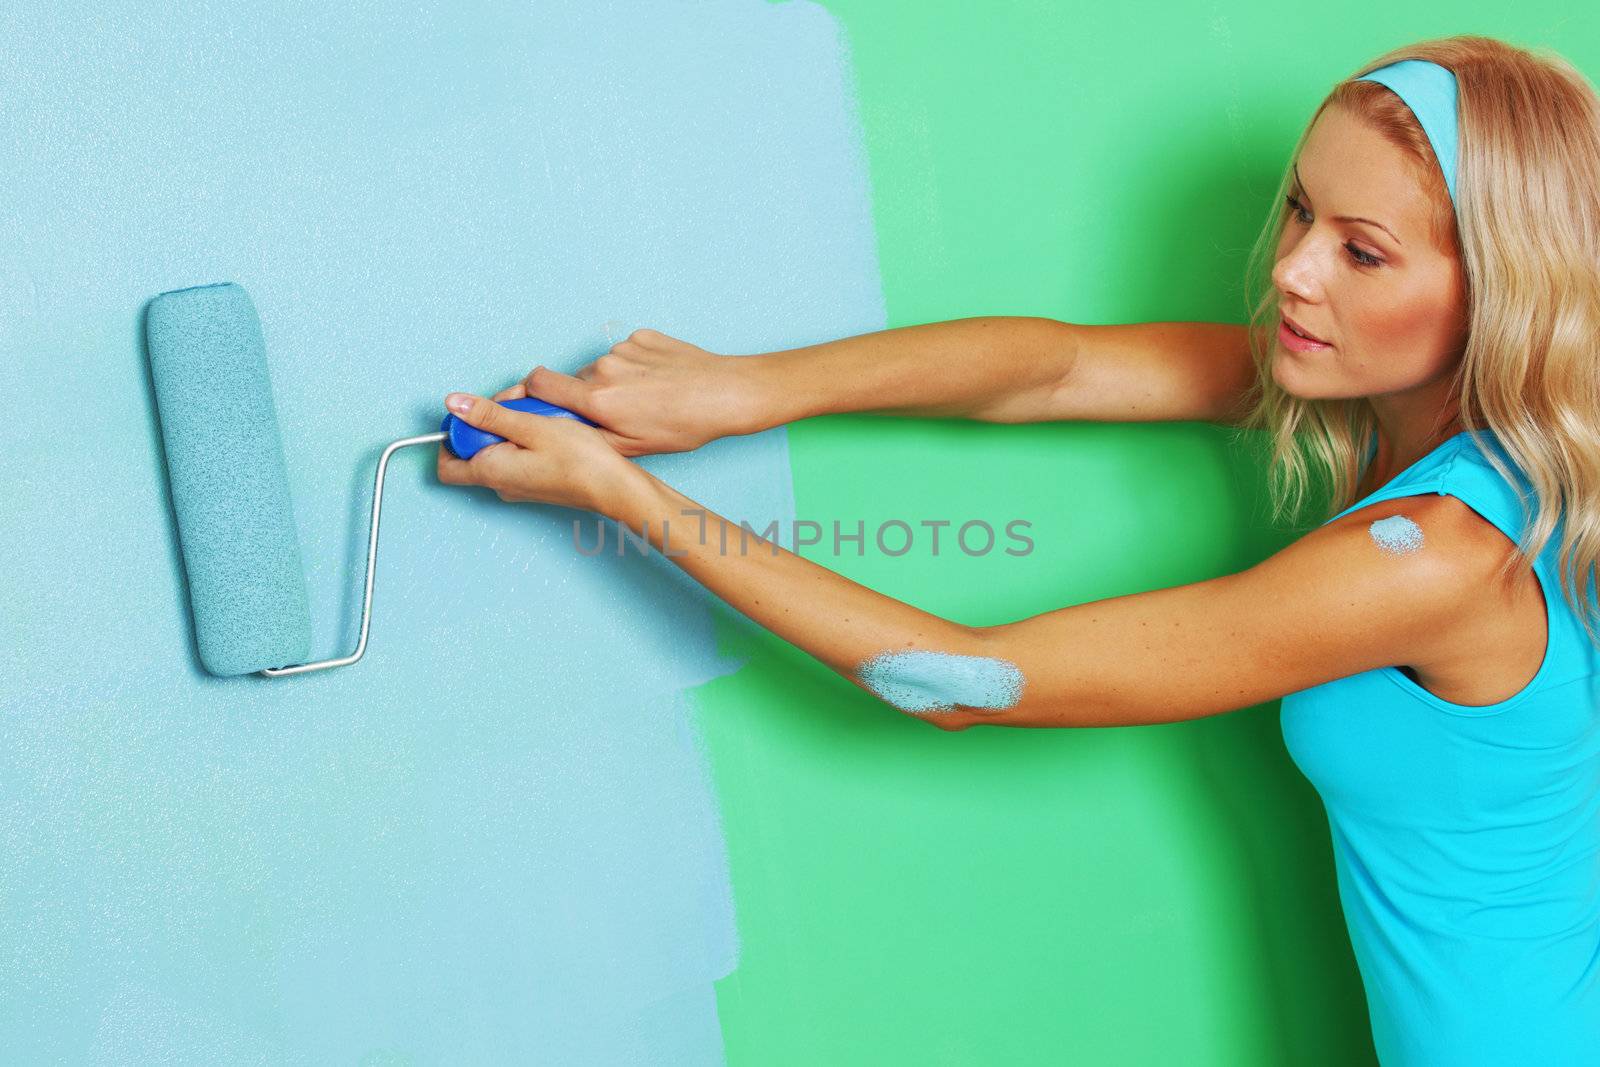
{"left": 855, "top": 649, "right": 1025, "bottom": 714}
{"left": 1369, "top": 514, "right": 1424, "bottom": 555}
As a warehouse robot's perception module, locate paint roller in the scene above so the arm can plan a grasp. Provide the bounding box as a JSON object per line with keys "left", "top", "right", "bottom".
{"left": 145, "top": 281, "right": 596, "bottom": 678}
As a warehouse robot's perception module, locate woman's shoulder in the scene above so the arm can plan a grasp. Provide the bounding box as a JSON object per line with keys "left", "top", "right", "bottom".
{"left": 1440, "top": 429, "right": 1548, "bottom": 547}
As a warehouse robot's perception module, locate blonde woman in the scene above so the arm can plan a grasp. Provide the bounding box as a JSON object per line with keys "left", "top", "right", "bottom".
{"left": 438, "top": 35, "right": 1600, "bottom": 1062}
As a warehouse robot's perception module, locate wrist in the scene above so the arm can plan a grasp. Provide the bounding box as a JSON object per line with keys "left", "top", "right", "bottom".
{"left": 597, "top": 461, "right": 664, "bottom": 524}
{"left": 730, "top": 352, "right": 805, "bottom": 434}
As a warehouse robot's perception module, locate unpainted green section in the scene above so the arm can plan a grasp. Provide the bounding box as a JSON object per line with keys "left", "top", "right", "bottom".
{"left": 695, "top": 5, "right": 1599, "bottom": 1063}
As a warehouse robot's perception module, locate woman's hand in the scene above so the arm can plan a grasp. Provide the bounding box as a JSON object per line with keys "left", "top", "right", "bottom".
{"left": 503, "top": 329, "right": 765, "bottom": 457}
{"left": 435, "top": 391, "right": 643, "bottom": 517}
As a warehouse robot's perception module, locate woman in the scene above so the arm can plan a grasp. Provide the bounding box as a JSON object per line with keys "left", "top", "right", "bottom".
{"left": 438, "top": 35, "right": 1600, "bottom": 1064}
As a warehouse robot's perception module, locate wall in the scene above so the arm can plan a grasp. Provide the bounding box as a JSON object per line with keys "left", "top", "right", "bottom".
{"left": 5, "top": 2, "right": 1597, "bottom": 1064}
{"left": 0, "top": 2, "right": 881, "bottom": 1061}
{"left": 696, "top": 3, "right": 1600, "bottom": 1065}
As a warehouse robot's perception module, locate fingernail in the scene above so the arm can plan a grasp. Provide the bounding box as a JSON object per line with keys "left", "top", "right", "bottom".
{"left": 446, "top": 393, "right": 474, "bottom": 414}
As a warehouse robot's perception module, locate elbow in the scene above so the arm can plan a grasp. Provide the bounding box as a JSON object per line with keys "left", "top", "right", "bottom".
{"left": 869, "top": 690, "right": 996, "bottom": 732}
{"left": 914, "top": 700, "right": 1036, "bottom": 731}
{"left": 853, "top": 627, "right": 1022, "bottom": 730}
{"left": 924, "top": 630, "right": 1036, "bottom": 729}
{"left": 894, "top": 703, "right": 993, "bottom": 731}
{"left": 957, "top": 625, "right": 1110, "bottom": 729}
{"left": 918, "top": 709, "right": 979, "bottom": 732}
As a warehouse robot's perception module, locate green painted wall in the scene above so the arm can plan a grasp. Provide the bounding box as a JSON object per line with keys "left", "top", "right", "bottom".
{"left": 693, "top": 4, "right": 1600, "bottom": 1063}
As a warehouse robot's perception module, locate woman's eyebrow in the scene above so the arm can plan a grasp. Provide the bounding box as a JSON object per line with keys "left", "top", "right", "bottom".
{"left": 1292, "top": 163, "right": 1404, "bottom": 246}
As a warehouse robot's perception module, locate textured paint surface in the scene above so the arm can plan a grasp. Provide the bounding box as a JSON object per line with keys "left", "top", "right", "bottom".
{"left": 1370, "top": 515, "right": 1425, "bottom": 555}
{"left": 857, "top": 650, "right": 1024, "bottom": 712}
{"left": 0, "top": 2, "right": 882, "bottom": 1062}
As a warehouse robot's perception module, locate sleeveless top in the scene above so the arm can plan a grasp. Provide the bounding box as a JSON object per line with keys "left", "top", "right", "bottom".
{"left": 1279, "top": 428, "right": 1600, "bottom": 1065}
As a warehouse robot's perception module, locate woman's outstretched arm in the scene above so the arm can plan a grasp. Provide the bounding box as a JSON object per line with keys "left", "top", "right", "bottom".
{"left": 604, "top": 464, "right": 1490, "bottom": 731}
{"left": 504, "top": 319, "right": 1257, "bottom": 458}
{"left": 439, "top": 395, "right": 1493, "bottom": 730}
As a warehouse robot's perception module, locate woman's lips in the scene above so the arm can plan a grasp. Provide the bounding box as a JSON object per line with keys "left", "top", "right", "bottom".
{"left": 1278, "top": 314, "right": 1331, "bottom": 351}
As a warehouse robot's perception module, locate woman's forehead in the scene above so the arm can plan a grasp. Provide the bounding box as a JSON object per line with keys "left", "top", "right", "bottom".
{"left": 1297, "top": 107, "right": 1435, "bottom": 246}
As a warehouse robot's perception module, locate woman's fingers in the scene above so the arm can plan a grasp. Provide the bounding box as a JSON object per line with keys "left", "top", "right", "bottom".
{"left": 523, "top": 365, "right": 600, "bottom": 422}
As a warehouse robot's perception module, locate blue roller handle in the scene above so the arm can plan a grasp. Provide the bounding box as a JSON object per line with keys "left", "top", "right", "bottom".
{"left": 440, "top": 396, "right": 599, "bottom": 460}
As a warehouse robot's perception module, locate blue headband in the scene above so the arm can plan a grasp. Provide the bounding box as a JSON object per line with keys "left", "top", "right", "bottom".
{"left": 1356, "top": 58, "right": 1460, "bottom": 207}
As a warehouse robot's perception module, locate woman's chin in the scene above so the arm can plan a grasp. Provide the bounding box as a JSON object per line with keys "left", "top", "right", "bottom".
{"left": 1269, "top": 353, "right": 1301, "bottom": 392}
{"left": 1271, "top": 354, "right": 1324, "bottom": 400}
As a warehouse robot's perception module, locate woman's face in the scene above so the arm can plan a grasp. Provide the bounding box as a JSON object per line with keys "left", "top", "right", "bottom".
{"left": 1270, "top": 105, "right": 1468, "bottom": 403}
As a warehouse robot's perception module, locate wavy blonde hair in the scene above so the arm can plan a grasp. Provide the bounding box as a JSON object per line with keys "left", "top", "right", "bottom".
{"left": 1235, "top": 34, "right": 1600, "bottom": 645}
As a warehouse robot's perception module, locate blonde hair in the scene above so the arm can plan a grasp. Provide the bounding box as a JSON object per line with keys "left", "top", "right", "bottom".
{"left": 1235, "top": 34, "right": 1600, "bottom": 645}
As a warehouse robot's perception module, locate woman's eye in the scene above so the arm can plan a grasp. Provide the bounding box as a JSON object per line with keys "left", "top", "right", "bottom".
{"left": 1284, "top": 194, "right": 1383, "bottom": 268}
{"left": 1345, "top": 243, "right": 1382, "bottom": 267}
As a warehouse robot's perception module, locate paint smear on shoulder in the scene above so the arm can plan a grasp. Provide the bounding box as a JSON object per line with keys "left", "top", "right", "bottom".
{"left": 1369, "top": 514, "right": 1424, "bottom": 555}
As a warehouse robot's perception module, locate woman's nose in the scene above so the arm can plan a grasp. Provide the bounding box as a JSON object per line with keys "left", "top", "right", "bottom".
{"left": 1271, "top": 237, "right": 1322, "bottom": 302}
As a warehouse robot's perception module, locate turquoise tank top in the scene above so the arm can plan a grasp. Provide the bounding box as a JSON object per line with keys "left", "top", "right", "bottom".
{"left": 1279, "top": 429, "right": 1600, "bottom": 1064}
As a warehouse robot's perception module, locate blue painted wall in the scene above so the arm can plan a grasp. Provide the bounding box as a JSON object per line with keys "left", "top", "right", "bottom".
{"left": 0, "top": 2, "right": 883, "bottom": 1060}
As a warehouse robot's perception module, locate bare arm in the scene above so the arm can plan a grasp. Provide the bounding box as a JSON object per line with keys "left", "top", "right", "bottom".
{"left": 743, "top": 318, "right": 1257, "bottom": 428}
{"left": 965, "top": 495, "right": 1486, "bottom": 728}
{"left": 441, "top": 396, "right": 1495, "bottom": 732}
{"left": 990, "top": 320, "right": 1258, "bottom": 427}
{"left": 505, "top": 318, "right": 1258, "bottom": 456}
{"left": 592, "top": 463, "right": 1485, "bottom": 731}
{"left": 739, "top": 316, "right": 1077, "bottom": 425}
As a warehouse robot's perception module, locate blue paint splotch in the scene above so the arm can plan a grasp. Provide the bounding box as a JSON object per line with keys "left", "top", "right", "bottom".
{"left": 0, "top": 2, "right": 883, "bottom": 1063}
{"left": 1370, "top": 514, "right": 1425, "bottom": 555}
{"left": 857, "top": 650, "right": 1027, "bottom": 713}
